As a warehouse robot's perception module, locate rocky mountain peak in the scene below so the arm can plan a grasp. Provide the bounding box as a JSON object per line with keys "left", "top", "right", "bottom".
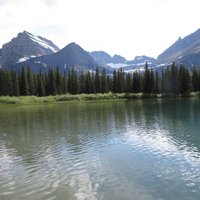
{"left": 157, "top": 29, "right": 200, "bottom": 65}
{"left": 0, "top": 31, "right": 59, "bottom": 67}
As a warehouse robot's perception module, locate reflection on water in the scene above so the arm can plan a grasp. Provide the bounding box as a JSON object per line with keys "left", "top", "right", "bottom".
{"left": 0, "top": 98, "right": 200, "bottom": 200}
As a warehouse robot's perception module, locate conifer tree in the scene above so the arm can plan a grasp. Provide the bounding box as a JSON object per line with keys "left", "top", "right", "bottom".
{"left": 0, "top": 70, "right": 7, "bottom": 95}
{"left": 55, "top": 67, "right": 62, "bottom": 94}
{"left": 192, "top": 69, "right": 200, "bottom": 92}
{"left": 69, "top": 68, "right": 79, "bottom": 94}
{"left": 179, "top": 65, "right": 190, "bottom": 94}
{"left": 49, "top": 69, "right": 57, "bottom": 95}
{"left": 125, "top": 73, "right": 132, "bottom": 93}
{"left": 91, "top": 72, "right": 95, "bottom": 93}
{"left": 19, "top": 66, "right": 29, "bottom": 96}
{"left": 79, "top": 71, "right": 85, "bottom": 93}
{"left": 95, "top": 67, "right": 100, "bottom": 93}
{"left": 113, "top": 70, "right": 117, "bottom": 93}
{"left": 85, "top": 71, "right": 91, "bottom": 94}
{"left": 171, "top": 63, "right": 179, "bottom": 94}
{"left": 150, "top": 69, "right": 155, "bottom": 92}
{"left": 143, "top": 62, "right": 152, "bottom": 93}
{"left": 27, "top": 66, "right": 35, "bottom": 95}
{"left": 163, "top": 68, "right": 171, "bottom": 93}
{"left": 37, "top": 70, "right": 45, "bottom": 96}
{"left": 117, "top": 68, "right": 124, "bottom": 93}
{"left": 101, "top": 68, "right": 108, "bottom": 93}
{"left": 132, "top": 72, "right": 141, "bottom": 93}
{"left": 107, "top": 76, "right": 112, "bottom": 92}
{"left": 62, "top": 71, "right": 68, "bottom": 94}
{"left": 154, "top": 71, "right": 160, "bottom": 94}
{"left": 11, "top": 71, "right": 19, "bottom": 96}
{"left": 161, "top": 69, "right": 165, "bottom": 94}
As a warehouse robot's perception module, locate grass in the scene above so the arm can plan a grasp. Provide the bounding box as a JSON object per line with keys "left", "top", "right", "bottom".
{"left": 0, "top": 92, "right": 199, "bottom": 105}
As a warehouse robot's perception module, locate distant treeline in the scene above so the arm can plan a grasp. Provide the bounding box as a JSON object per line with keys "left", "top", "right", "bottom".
{"left": 0, "top": 63, "right": 200, "bottom": 96}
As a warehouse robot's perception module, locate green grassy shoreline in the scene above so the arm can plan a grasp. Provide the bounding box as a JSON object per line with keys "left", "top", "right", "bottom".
{"left": 0, "top": 92, "right": 199, "bottom": 105}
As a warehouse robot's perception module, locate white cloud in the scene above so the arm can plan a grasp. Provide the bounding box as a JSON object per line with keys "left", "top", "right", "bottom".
{"left": 1, "top": 0, "right": 200, "bottom": 59}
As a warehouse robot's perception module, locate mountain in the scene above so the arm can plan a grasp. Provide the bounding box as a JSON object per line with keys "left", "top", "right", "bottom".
{"left": 4, "top": 28, "right": 200, "bottom": 74}
{"left": 90, "top": 51, "right": 112, "bottom": 65}
{"left": 128, "top": 55, "right": 156, "bottom": 65}
{"left": 0, "top": 31, "right": 59, "bottom": 67}
{"left": 90, "top": 50, "right": 156, "bottom": 72}
{"left": 112, "top": 54, "right": 127, "bottom": 63}
{"left": 157, "top": 29, "right": 200, "bottom": 67}
{"left": 12, "top": 42, "right": 99, "bottom": 73}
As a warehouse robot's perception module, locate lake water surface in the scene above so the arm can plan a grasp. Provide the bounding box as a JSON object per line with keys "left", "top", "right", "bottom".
{"left": 0, "top": 99, "right": 200, "bottom": 200}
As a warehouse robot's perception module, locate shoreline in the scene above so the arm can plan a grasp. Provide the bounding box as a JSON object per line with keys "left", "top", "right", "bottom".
{"left": 0, "top": 92, "right": 199, "bottom": 105}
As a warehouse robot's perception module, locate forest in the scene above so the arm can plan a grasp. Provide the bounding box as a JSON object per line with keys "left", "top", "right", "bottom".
{"left": 0, "top": 63, "right": 200, "bottom": 97}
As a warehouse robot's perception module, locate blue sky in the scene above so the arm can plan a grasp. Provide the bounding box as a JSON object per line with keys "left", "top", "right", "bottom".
{"left": 1, "top": 0, "right": 200, "bottom": 60}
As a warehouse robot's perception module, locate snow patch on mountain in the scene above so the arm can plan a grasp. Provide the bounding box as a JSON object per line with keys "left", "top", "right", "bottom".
{"left": 107, "top": 63, "right": 131, "bottom": 69}
{"left": 25, "top": 31, "right": 58, "bottom": 53}
{"left": 124, "top": 68, "right": 145, "bottom": 73}
{"left": 17, "top": 57, "right": 30, "bottom": 63}
{"left": 17, "top": 55, "right": 37, "bottom": 63}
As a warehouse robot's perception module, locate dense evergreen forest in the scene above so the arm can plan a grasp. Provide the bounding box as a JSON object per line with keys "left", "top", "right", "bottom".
{"left": 0, "top": 63, "right": 200, "bottom": 97}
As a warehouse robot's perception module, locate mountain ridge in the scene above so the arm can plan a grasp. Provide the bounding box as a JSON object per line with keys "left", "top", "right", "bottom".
{"left": 0, "top": 30, "right": 60, "bottom": 67}
{"left": 2, "top": 28, "right": 200, "bottom": 73}
{"left": 157, "top": 28, "right": 200, "bottom": 67}
{"left": 12, "top": 42, "right": 100, "bottom": 73}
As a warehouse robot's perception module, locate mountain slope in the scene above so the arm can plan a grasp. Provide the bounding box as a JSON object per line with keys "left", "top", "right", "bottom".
{"left": 90, "top": 51, "right": 112, "bottom": 65}
{"left": 13, "top": 42, "right": 99, "bottom": 73}
{"left": 157, "top": 29, "right": 200, "bottom": 66}
{"left": 1, "top": 31, "right": 59, "bottom": 67}
{"left": 90, "top": 50, "right": 156, "bottom": 72}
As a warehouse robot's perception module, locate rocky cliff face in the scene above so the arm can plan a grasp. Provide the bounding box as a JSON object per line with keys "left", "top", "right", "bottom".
{"left": 1, "top": 31, "right": 59, "bottom": 67}
{"left": 157, "top": 29, "right": 200, "bottom": 67}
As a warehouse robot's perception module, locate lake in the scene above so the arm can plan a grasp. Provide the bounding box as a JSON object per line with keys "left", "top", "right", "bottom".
{"left": 0, "top": 98, "right": 200, "bottom": 200}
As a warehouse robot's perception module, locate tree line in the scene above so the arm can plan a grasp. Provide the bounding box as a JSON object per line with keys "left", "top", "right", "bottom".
{"left": 0, "top": 63, "right": 200, "bottom": 97}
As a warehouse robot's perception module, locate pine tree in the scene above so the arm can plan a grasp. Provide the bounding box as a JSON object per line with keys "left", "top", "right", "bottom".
{"left": 19, "top": 66, "right": 29, "bottom": 96}
{"left": 179, "top": 65, "right": 190, "bottom": 94}
{"left": 49, "top": 69, "right": 57, "bottom": 95}
{"left": 117, "top": 68, "right": 124, "bottom": 93}
{"left": 55, "top": 67, "right": 62, "bottom": 95}
{"left": 11, "top": 71, "right": 19, "bottom": 96}
{"left": 27, "top": 66, "right": 35, "bottom": 95}
{"left": 0, "top": 70, "right": 7, "bottom": 95}
{"left": 33, "top": 75, "right": 38, "bottom": 96}
{"left": 79, "top": 71, "right": 85, "bottom": 93}
{"left": 62, "top": 71, "right": 68, "bottom": 94}
{"left": 113, "top": 70, "right": 117, "bottom": 93}
{"left": 5, "top": 71, "right": 12, "bottom": 96}
{"left": 163, "top": 68, "right": 171, "bottom": 93}
{"left": 132, "top": 72, "right": 141, "bottom": 93}
{"left": 171, "top": 63, "right": 179, "bottom": 94}
{"left": 101, "top": 68, "right": 108, "bottom": 93}
{"left": 143, "top": 62, "right": 152, "bottom": 94}
{"left": 37, "top": 70, "right": 45, "bottom": 96}
{"left": 107, "top": 76, "right": 112, "bottom": 92}
{"left": 192, "top": 69, "right": 200, "bottom": 92}
{"left": 91, "top": 72, "right": 95, "bottom": 93}
{"left": 161, "top": 69, "right": 165, "bottom": 94}
{"left": 95, "top": 67, "right": 100, "bottom": 93}
{"left": 85, "top": 71, "right": 92, "bottom": 94}
{"left": 150, "top": 69, "right": 155, "bottom": 92}
{"left": 125, "top": 73, "right": 132, "bottom": 93}
{"left": 154, "top": 71, "right": 160, "bottom": 94}
{"left": 69, "top": 68, "right": 79, "bottom": 94}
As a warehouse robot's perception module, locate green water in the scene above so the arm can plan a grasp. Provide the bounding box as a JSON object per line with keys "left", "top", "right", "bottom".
{"left": 0, "top": 99, "right": 200, "bottom": 200}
